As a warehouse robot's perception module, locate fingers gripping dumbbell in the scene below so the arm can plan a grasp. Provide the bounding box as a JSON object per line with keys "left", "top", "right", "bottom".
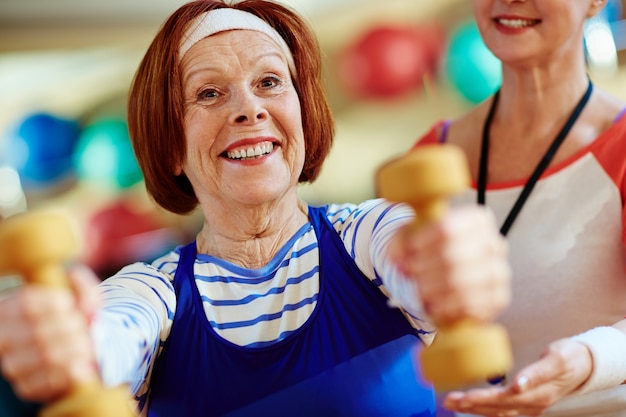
{"left": 0, "top": 211, "right": 135, "bottom": 417}
{"left": 376, "top": 144, "right": 512, "bottom": 390}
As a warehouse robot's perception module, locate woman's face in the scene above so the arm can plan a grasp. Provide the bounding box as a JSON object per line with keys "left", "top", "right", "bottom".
{"left": 472, "top": 0, "right": 600, "bottom": 65}
{"left": 177, "top": 30, "right": 304, "bottom": 208}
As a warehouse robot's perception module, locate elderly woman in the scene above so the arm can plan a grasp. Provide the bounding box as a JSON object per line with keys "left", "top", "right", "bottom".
{"left": 0, "top": 1, "right": 510, "bottom": 416}
{"left": 412, "top": 0, "right": 626, "bottom": 416}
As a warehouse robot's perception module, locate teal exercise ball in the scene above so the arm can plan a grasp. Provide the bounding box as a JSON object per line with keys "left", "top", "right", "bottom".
{"left": 444, "top": 20, "right": 502, "bottom": 104}
{"left": 74, "top": 118, "right": 142, "bottom": 190}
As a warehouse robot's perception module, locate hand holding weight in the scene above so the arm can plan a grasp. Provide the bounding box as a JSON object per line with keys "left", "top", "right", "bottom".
{"left": 376, "top": 144, "right": 512, "bottom": 390}
{"left": 0, "top": 211, "right": 135, "bottom": 417}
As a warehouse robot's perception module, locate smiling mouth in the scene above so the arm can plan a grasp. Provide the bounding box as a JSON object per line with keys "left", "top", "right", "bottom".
{"left": 225, "top": 142, "right": 275, "bottom": 160}
{"left": 496, "top": 18, "right": 540, "bottom": 29}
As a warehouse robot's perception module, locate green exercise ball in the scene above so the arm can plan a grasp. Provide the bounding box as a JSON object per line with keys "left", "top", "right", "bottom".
{"left": 74, "top": 118, "right": 143, "bottom": 190}
{"left": 445, "top": 20, "right": 502, "bottom": 104}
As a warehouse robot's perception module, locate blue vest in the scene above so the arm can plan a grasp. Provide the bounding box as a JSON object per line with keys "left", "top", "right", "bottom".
{"left": 148, "top": 206, "right": 435, "bottom": 416}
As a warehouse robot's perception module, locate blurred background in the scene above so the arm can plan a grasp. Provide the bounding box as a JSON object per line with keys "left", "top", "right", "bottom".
{"left": 0, "top": 0, "right": 625, "bottom": 279}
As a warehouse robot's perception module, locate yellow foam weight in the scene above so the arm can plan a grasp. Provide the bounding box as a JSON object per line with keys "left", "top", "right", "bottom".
{"left": 376, "top": 144, "right": 512, "bottom": 390}
{"left": 0, "top": 211, "right": 136, "bottom": 417}
{"left": 420, "top": 320, "right": 512, "bottom": 390}
{"left": 40, "top": 382, "right": 134, "bottom": 417}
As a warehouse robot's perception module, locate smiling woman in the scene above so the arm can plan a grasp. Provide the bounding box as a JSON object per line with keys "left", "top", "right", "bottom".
{"left": 411, "top": 0, "right": 626, "bottom": 416}
{"left": 173, "top": 21, "right": 305, "bottom": 214}
{"left": 225, "top": 142, "right": 274, "bottom": 160}
{"left": 0, "top": 1, "right": 512, "bottom": 417}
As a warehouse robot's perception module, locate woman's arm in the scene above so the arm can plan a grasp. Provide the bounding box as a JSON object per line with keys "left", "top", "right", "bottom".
{"left": 329, "top": 199, "right": 510, "bottom": 333}
{"left": 94, "top": 260, "right": 178, "bottom": 398}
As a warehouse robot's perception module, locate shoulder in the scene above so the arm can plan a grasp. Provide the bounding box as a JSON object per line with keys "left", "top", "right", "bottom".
{"left": 411, "top": 100, "right": 492, "bottom": 158}
{"left": 321, "top": 202, "right": 358, "bottom": 223}
{"left": 595, "top": 87, "right": 626, "bottom": 114}
{"left": 447, "top": 100, "right": 493, "bottom": 147}
{"left": 323, "top": 199, "right": 392, "bottom": 221}
{"left": 103, "top": 248, "right": 181, "bottom": 285}
{"left": 585, "top": 103, "right": 626, "bottom": 185}
{"left": 585, "top": 88, "right": 626, "bottom": 153}
{"left": 588, "top": 88, "right": 626, "bottom": 133}
{"left": 148, "top": 248, "right": 182, "bottom": 278}
{"left": 322, "top": 199, "right": 413, "bottom": 235}
{"left": 412, "top": 120, "right": 449, "bottom": 148}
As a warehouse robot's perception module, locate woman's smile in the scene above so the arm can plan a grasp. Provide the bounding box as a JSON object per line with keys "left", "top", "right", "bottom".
{"left": 494, "top": 17, "right": 541, "bottom": 29}
{"left": 224, "top": 140, "right": 276, "bottom": 161}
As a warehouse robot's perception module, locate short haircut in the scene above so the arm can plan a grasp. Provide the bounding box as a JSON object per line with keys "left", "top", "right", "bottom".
{"left": 128, "top": 0, "right": 335, "bottom": 214}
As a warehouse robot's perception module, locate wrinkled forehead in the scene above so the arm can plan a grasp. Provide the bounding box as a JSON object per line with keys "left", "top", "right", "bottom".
{"left": 180, "top": 30, "right": 294, "bottom": 85}
{"left": 179, "top": 8, "right": 296, "bottom": 76}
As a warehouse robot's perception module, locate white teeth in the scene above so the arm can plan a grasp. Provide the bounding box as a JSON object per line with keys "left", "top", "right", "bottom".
{"left": 498, "top": 18, "right": 536, "bottom": 29}
{"left": 226, "top": 142, "right": 274, "bottom": 160}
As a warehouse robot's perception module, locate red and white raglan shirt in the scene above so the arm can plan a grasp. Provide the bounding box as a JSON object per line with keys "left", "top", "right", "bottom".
{"left": 413, "top": 111, "right": 626, "bottom": 417}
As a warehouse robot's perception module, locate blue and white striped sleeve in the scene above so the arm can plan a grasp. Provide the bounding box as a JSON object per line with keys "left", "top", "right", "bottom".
{"left": 326, "top": 199, "right": 435, "bottom": 335}
{"left": 91, "top": 255, "right": 178, "bottom": 399}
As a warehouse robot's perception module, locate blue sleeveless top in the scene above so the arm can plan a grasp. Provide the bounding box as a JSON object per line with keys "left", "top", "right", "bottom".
{"left": 147, "top": 205, "right": 435, "bottom": 416}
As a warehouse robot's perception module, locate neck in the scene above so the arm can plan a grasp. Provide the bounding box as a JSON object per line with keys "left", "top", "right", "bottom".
{"left": 196, "top": 197, "right": 309, "bottom": 268}
{"left": 478, "top": 78, "right": 593, "bottom": 234}
{"left": 497, "top": 64, "right": 590, "bottom": 129}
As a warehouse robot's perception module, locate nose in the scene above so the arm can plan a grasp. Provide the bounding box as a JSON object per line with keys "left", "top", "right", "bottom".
{"left": 230, "top": 90, "right": 269, "bottom": 125}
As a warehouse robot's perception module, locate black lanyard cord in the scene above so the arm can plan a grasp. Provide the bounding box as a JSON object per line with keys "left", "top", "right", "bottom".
{"left": 477, "top": 79, "right": 594, "bottom": 236}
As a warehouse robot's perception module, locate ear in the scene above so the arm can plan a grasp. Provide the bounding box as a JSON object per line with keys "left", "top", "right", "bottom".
{"left": 587, "top": 0, "right": 608, "bottom": 18}
{"left": 174, "top": 161, "right": 183, "bottom": 176}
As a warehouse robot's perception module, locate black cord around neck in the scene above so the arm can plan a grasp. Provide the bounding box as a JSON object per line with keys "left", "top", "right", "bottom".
{"left": 477, "top": 79, "right": 594, "bottom": 236}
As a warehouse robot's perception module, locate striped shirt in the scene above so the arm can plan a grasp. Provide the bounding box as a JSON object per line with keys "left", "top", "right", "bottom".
{"left": 92, "top": 199, "right": 435, "bottom": 411}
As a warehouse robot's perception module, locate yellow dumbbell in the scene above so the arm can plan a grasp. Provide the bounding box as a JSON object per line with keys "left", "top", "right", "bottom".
{"left": 376, "top": 144, "right": 512, "bottom": 390}
{"left": 0, "top": 211, "right": 135, "bottom": 417}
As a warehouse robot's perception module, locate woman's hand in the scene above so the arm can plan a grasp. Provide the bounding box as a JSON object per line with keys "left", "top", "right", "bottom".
{"left": 0, "top": 266, "right": 101, "bottom": 403}
{"left": 389, "top": 205, "right": 511, "bottom": 325}
{"left": 442, "top": 338, "right": 593, "bottom": 417}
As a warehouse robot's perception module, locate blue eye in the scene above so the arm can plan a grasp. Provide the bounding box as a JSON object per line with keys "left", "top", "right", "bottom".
{"left": 198, "top": 88, "right": 219, "bottom": 100}
{"left": 260, "top": 77, "right": 281, "bottom": 89}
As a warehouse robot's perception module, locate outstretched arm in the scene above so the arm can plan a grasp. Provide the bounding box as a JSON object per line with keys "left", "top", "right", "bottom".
{"left": 0, "top": 266, "right": 100, "bottom": 403}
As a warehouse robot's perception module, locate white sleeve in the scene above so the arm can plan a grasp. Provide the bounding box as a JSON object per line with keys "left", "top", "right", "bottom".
{"left": 570, "top": 326, "right": 626, "bottom": 395}
{"left": 91, "top": 260, "right": 177, "bottom": 398}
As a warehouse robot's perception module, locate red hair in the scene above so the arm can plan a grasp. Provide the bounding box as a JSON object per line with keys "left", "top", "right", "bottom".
{"left": 128, "top": 0, "right": 334, "bottom": 214}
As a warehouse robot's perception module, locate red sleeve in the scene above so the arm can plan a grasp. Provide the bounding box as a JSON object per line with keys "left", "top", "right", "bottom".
{"left": 410, "top": 120, "right": 448, "bottom": 150}
{"left": 588, "top": 113, "right": 626, "bottom": 244}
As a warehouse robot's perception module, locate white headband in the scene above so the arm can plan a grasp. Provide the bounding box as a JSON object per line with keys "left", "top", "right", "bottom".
{"left": 179, "top": 8, "right": 296, "bottom": 75}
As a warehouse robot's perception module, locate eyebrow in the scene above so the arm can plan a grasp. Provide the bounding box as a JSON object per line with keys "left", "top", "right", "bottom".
{"left": 183, "top": 50, "right": 290, "bottom": 84}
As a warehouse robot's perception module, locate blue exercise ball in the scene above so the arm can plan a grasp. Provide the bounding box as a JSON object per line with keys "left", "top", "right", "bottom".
{"left": 1, "top": 113, "right": 80, "bottom": 191}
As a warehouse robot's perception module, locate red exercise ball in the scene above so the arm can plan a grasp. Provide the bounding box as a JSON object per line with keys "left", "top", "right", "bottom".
{"left": 336, "top": 24, "right": 445, "bottom": 100}
{"left": 82, "top": 199, "right": 184, "bottom": 278}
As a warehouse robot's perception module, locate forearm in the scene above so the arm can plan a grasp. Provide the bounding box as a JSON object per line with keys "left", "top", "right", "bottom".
{"left": 93, "top": 265, "right": 176, "bottom": 394}
{"left": 92, "top": 307, "right": 161, "bottom": 394}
